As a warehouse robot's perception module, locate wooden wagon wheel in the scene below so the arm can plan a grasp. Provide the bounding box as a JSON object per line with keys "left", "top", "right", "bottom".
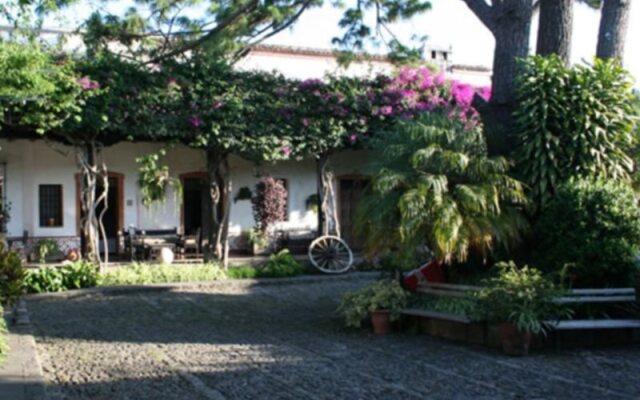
{"left": 308, "top": 235, "right": 353, "bottom": 274}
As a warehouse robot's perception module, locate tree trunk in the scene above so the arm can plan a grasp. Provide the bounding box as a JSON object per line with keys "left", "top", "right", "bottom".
{"left": 596, "top": 0, "right": 631, "bottom": 60}
{"left": 536, "top": 0, "right": 573, "bottom": 63}
{"left": 316, "top": 154, "right": 329, "bottom": 236}
{"left": 481, "top": 0, "right": 534, "bottom": 156}
{"left": 76, "top": 142, "right": 109, "bottom": 270}
{"left": 205, "top": 148, "right": 231, "bottom": 263}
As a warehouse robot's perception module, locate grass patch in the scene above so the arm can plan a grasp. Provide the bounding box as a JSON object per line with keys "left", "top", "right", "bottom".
{"left": 98, "top": 263, "right": 227, "bottom": 286}
{"left": 227, "top": 266, "right": 258, "bottom": 279}
{"left": 0, "top": 305, "right": 8, "bottom": 366}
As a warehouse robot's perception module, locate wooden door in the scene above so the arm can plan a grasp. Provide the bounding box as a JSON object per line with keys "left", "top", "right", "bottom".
{"left": 338, "top": 177, "right": 369, "bottom": 251}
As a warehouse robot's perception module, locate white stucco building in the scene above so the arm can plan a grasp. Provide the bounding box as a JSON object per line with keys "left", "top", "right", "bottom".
{"left": 0, "top": 42, "right": 491, "bottom": 258}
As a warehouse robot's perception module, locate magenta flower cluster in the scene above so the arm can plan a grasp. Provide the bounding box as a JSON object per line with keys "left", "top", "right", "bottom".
{"left": 77, "top": 76, "right": 100, "bottom": 91}
{"left": 371, "top": 66, "right": 490, "bottom": 127}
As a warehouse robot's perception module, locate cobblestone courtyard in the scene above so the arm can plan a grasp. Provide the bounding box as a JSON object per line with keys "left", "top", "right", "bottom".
{"left": 27, "top": 275, "right": 640, "bottom": 400}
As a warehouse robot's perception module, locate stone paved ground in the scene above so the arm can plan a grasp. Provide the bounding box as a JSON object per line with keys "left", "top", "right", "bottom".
{"left": 26, "top": 276, "right": 640, "bottom": 400}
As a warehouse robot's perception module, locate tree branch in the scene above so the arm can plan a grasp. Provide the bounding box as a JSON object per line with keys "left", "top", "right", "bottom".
{"left": 146, "top": 0, "right": 260, "bottom": 64}
{"left": 461, "top": 0, "right": 495, "bottom": 33}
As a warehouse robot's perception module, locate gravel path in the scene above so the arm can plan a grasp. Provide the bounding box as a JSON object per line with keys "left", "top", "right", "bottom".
{"left": 26, "top": 276, "right": 640, "bottom": 400}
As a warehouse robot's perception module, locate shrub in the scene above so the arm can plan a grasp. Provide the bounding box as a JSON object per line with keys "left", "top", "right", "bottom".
{"left": 356, "top": 113, "right": 527, "bottom": 264}
{"left": 0, "top": 304, "right": 7, "bottom": 364}
{"left": 409, "top": 295, "right": 479, "bottom": 318}
{"left": 515, "top": 56, "right": 636, "bottom": 210}
{"left": 475, "top": 261, "right": 571, "bottom": 335}
{"left": 339, "top": 280, "right": 408, "bottom": 328}
{"left": 256, "top": 250, "right": 304, "bottom": 278}
{"left": 251, "top": 176, "right": 287, "bottom": 234}
{"left": 0, "top": 243, "right": 26, "bottom": 304}
{"left": 25, "top": 261, "right": 99, "bottom": 294}
{"left": 226, "top": 266, "right": 258, "bottom": 279}
{"left": 534, "top": 178, "right": 640, "bottom": 287}
{"left": 32, "top": 239, "right": 61, "bottom": 264}
{"left": 98, "top": 263, "right": 226, "bottom": 286}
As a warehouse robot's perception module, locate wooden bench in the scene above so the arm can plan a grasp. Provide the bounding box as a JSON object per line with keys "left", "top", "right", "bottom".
{"left": 545, "top": 288, "right": 640, "bottom": 330}
{"left": 401, "top": 282, "right": 480, "bottom": 324}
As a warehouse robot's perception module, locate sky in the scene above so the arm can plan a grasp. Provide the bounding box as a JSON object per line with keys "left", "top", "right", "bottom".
{"left": 30, "top": 0, "right": 640, "bottom": 85}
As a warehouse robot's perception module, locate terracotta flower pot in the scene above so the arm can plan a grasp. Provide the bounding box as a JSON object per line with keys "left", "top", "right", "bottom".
{"left": 498, "top": 322, "right": 532, "bottom": 356}
{"left": 370, "top": 310, "right": 392, "bottom": 335}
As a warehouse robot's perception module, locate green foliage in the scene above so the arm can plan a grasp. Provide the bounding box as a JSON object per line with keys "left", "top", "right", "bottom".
{"left": 32, "top": 239, "right": 60, "bottom": 264}
{"left": 515, "top": 56, "right": 637, "bottom": 210}
{"left": 246, "top": 229, "right": 270, "bottom": 249}
{"left": 0, "top": 304, "right": 7, "bottom": 365}
{"left": 0, "top": 42, "right": 82, "bottom": 134}
{"left": 226, "top": 266, "right": 258, "bottom": 279}
{"left": 24, "top": 261, "right": 99, "bottom": 293}
{"left": 475, "top": 261, "right": 571, "bottom": 335}
{"left": 137, "top": 149, "right": 182, "bottom": 208}
{"left": 98, "top": 263, "right": 226, "bottom": 286}
{"left": 339, "top": 280, "right": 408, "bottom": 328}
{"left": 409, "top": 295, "right": 479, "bottom": 319}
{"left": 0, "top": 243, "right": 26, "bottom": 305}
{"left": 256, "top": 250, "right": 305, "bottom": 278}
{"left": 0, "top": 199, "right": 10, "bottom": 233}
{"left": 533, "top": 178, "right": 640, "bottom": 288}
{"left": 357, "top": 113, "right": 528, "bottom": 264}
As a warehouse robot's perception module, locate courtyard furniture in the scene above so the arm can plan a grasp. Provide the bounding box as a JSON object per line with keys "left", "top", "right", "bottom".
{"left": 121, "top": 228, "right": 181, "bottom": 261}
{"left": 544, "top": 288, "right": 640, "bottom": 330}
{"left": 401, "top": 282, "right": 479, "bottom": 324}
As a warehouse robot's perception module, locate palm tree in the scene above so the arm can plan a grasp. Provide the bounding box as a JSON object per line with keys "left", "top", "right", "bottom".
{"left": 356, "top": 113, "right": 528, "bottom": 264}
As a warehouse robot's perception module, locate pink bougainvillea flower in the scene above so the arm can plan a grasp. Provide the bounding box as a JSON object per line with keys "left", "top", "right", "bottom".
{"left": 350, "top": 134, "right": 358, "bottom": 144}
{"left": 282, "top": 145, "right": 291, "bottom": 156}
{"left": 451, "top": 81, "right": 475, "bottom": 107}
{"left": 189, "top": 116, "right": 202, "bottom": 128}
{"left": 398, "top": 67, "right": 418, "bottom": 84}
{"left": 478, "top": 86, "right": 492, "bottom": 102}
{"left": 302, "top": 118, "right": 310, "bottom": 127}
{"left": 78, "top": 76, "right": 100, "bottom": 91}
{"left": 434, "top": 73, "right": 446, "bottom": 86}
{"left": 380, "top": 105, "right": 393, "bottom": 116}
{"left": 212, "top": 100, "right": 224, "bottom": 109}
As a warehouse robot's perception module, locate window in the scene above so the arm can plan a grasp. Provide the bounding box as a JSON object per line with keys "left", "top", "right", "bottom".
{"left": 39, "top": 185, "right": 63, "bottom": 227}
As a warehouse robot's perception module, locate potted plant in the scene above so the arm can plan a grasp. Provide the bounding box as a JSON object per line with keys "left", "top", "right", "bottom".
{"left": 475, "top": 261, "right": 572, "bottom": 356}
{"left": 339, "top": 280, "right": 408, "bottom": 335}
{"left": 247, "top": 228, "right": 271, "bottom": 255}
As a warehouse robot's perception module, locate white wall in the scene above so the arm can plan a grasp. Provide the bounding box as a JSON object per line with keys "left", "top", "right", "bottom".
{"left": 0, "top": 139, "right": 374, "bottom": 241}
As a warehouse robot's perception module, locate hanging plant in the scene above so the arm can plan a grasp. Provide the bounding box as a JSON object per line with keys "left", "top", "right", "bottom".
{"left": 234, "top": 186, "right": 253, "bottom": 203}
{"left": 305, "top": 194, "right": 319, "bottom": 213}
{"left": 136, "top": 149, "right": 182, "bottom": 208}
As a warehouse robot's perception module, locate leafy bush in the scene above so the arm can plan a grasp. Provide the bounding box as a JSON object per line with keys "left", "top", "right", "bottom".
{"left": 339, "top": 280, "right": 408, "bottom": 328}
{"left": 515, "top": 56, "right": 636, "bottom": 210}
{"left": 256, "top": 250, "right": 304, "bottom": 278}
{"left": 32, "top": 239, "right": 61, "bottom": 264}
{"left": 0, "top": 243, "right": 26, "bottom": 304}
{"left": 356, "top": 113, "right": 527, "bottom": 264}
{"left": 474, "top": 262, "right": 571, "bottom": 335}
{"left": 0, "top": 304, "right": 7, "bottom": 364}
{"left": 252, "top": 176, "right": 288, "bottom": 234}
{"left": 98, "top": 263, "right": 226, "bottom": 286}
{"left": 533, "top": 178, "right": 640, "bottom": 288}
{"left": 409, "top": 295, "right": 479, "bottom": 319}
{"left": 25, "top": 261, "right": 99, "bottom": 293}
{"left": 227, "top": 266, "right": 258, "bottom": 279}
